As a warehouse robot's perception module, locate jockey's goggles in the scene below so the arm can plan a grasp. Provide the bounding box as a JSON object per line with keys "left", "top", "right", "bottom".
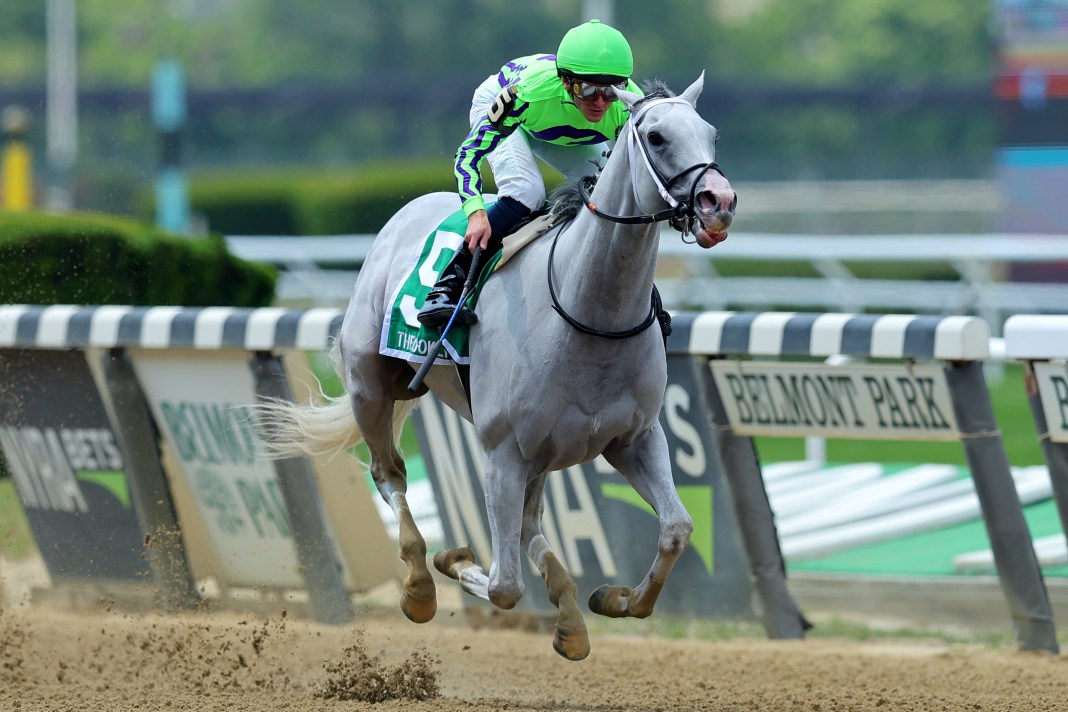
{"left": 566, "top": 77, "right": 628, "bottom": 101}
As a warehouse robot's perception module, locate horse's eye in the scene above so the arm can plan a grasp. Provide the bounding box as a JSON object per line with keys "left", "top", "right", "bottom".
{"left": 647, "top": 130, "right": 665, "bottom": 146}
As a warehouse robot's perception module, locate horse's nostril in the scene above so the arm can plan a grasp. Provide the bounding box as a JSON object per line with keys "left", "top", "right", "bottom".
{"left": 698, "top": 190, "right": 739, "bottom": 215}
{"left": 697, "top": 191, "right": 717, "bottom": 213}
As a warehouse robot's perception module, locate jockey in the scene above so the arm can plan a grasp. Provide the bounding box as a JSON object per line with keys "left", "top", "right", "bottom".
{"left": 417, "top": 19, "right": 644, "bottom": 328}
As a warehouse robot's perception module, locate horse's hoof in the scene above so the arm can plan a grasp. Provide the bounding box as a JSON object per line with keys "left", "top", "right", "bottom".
{"left": 433, "top": 546, "right": 476, "bottom": 579}
{"left": 588, "top": 584, "right": 631, "bottom": 618}
{"left": 552, "top": 624, "right": 591, "bottom": 661}
{"left": 400, "top": 587, "right": 437, "bottom": 624}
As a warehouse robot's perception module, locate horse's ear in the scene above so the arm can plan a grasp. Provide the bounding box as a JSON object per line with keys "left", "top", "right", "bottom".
{"left": 616, "top": 87, "right": 642, "bottom": 110}
{"left": 680, "top": 71, "right": 705, "bottom": 106}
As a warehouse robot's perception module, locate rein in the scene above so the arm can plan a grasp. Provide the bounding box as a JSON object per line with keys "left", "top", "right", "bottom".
{"left": 547, "top": 222, "right": 661, "bottom": 339}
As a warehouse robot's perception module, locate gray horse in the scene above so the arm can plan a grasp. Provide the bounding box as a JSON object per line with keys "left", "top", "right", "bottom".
{"left": 259, "top": 74, "right": 736, "bottom": 661}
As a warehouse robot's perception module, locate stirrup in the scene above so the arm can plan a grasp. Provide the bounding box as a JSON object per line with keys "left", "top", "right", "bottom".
{"left": 417, "top": 294, "right": 478, "bottom": 328}
{"left": 418, "top": 305, "right": 478, "bottom": 329}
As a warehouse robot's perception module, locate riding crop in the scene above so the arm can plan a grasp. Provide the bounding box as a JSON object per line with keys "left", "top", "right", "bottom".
{"left": 407, "top": 244, "right": 482, "bottom": 392}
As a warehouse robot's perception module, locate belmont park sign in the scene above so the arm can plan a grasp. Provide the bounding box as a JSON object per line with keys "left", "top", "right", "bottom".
{"left": 710, "top": 361, "right": 960, "bottom": 440}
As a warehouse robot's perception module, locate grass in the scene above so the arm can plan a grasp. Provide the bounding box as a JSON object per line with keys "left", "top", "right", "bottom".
{"left": 801, "top": 616, "right": 1011, "bottom": 647}
{"left": 710, "top": 259, "right": 959, "bottom": 282}
{"left": 0, "top": 478, "right": 36, "bottom": 561}
{"left": 583, "top": 612, "right": 1024, "bottom": 648}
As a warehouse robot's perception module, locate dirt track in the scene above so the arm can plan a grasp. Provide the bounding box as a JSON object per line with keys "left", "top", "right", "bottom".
{"left": 3, "top": 599, "right": 1067, "bottom": 712}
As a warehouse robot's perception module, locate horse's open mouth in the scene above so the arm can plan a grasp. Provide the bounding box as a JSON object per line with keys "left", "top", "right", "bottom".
{"left": 694, "top": 190, "right": 734, "bottom": 248}
{"left": 695, "top": 227, "right": 728, "bottom": 248}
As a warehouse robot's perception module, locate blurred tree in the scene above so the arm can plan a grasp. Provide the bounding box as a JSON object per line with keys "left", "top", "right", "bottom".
{"left": 0, "top": 0, "right": 993, "bottom": 88}
{"left": 0, "top": 0, "right": 996, "bottom": 190}
{"left": 704, "top": 0, "right": 992, "bottom": 84}
{"left": 69, "top": 0, "right": 577, "bottom": 88}
{"left": 0, "top": 2, "right": 47, "bottom": 83}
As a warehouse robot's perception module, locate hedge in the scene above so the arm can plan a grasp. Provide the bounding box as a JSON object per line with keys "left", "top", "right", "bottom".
{"left": 0, "top": 210, "right": 276, "bottom": 307}
{"left": 185, "top": 160, "right": 471, "bottom": 236}
{"left": 186, "top": 159, "right": 564, "bottom": 236}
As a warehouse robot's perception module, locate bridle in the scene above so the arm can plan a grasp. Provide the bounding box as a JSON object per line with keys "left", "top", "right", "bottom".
{"left": 550, "top": 96, "right": 721, "bottom": 340}
{"left": 577, "top": 97, "right": 727, "bottom": 238}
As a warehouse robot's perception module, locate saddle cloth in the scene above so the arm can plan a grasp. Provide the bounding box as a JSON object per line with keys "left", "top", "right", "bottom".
{"left": 379, "top": 206, "right": 557, "bottom": 365}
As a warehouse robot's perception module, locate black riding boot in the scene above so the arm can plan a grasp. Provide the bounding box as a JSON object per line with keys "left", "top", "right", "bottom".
{"left": 417, "top": 245, "right": 480, "bottom": 327}
{"left": 417, "top": 197, "right": 531, "bottom": 328}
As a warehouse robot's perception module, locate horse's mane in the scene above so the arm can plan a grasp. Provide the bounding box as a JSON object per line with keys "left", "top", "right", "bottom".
{"left": 549, "top": 79, "right": 677, "bottom": 223}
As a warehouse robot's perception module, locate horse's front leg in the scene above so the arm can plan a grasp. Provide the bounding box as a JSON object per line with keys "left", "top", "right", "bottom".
{"left": 435, "top": 444, "right": 591, "bottom": 660}
{"left": 434, "top": 444, "right": 527, "bottom": 609}
{"left": 590, "top": 423, "right": 693, "bottom": 619}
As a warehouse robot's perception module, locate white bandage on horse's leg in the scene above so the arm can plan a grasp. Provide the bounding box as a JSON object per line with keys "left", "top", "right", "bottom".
{"left": 527, "top": 534, "right": 551, "bottom": 569}
{"left": 389, "top": 490, "right": 407, "bottom": 518}
{"left": 458, "top": 566, "right": 490, "bottom": 600}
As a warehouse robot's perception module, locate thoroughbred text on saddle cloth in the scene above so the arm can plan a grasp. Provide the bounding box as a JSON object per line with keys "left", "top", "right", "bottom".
{"left": 379, "top": 204, "right": 553, "bottom": 365}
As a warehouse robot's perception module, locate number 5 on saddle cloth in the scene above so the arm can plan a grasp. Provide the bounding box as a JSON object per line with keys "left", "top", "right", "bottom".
{"left": 379, "top": 203, "right": 556, "bottom": 368}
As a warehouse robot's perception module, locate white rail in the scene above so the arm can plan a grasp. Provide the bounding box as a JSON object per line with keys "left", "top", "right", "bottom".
{"left": 225, "top": 231, "right": 1068, "bottom": 330}
{"left": 656, "top": 232, "right": 1068, "bottom": 334}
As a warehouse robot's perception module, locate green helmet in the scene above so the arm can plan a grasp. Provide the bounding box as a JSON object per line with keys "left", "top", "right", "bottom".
{"left": 556, "top": 19, "right": 633, "bottom": 82}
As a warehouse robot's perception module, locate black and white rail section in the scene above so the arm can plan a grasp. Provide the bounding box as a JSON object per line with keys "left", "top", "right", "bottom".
{"left": 1005, "top": 315, "right": 1068, "bottom": 588}
{"left": 667, "top": 311, "right": 1058, "bottom": 652}
{"left": 0, "top": 306, "right": 1059, "bottom": 650}
{"left": 0, "top": 305, "right": 355, "bottom": 625}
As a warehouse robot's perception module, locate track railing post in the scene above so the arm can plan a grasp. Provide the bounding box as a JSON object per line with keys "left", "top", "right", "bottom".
{"left": 1021, "top": 363, "right": 1068, "bottom": 552}
{"left": 1004, "top": 316, "right": 1068, "bottom": 565}
{"left": 699, "top": 356, "right": 811, "bottom": 639}
{"left": 943, "top": 360, "right": 1058, "bottom": 653}
{"left": 250, "top": 351, "right": 354, "bottom": 625}
{"left": 99, "top": 348, "right": 201, "bottom": 611}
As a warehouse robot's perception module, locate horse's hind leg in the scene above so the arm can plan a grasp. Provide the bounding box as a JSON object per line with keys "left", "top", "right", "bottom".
{"left": 521, "top": 476, "right": 590, "bottom": 661}
{"left": 348, "top": 357, "right": 436, "bottom": 623}
{"left": 590, "top": 422, "right": 693, "bottom": 619}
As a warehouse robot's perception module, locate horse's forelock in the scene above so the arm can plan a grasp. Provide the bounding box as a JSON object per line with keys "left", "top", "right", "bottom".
{"left": 634, "top": 79, "right": 675, "bottom": 108}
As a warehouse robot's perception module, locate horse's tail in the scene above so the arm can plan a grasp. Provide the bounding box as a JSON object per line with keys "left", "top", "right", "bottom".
{"left": 255, "top": 340, "right": 415, "bottom": 460}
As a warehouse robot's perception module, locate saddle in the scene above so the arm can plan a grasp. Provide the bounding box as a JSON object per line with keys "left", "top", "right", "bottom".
{"left": 498, "top": 207, "right": 557, "bottom": 267}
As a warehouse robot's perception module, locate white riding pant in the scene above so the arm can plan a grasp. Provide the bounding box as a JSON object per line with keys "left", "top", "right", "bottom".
{"left": 470, "top": 74, "right": 610, "bottom": 212}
